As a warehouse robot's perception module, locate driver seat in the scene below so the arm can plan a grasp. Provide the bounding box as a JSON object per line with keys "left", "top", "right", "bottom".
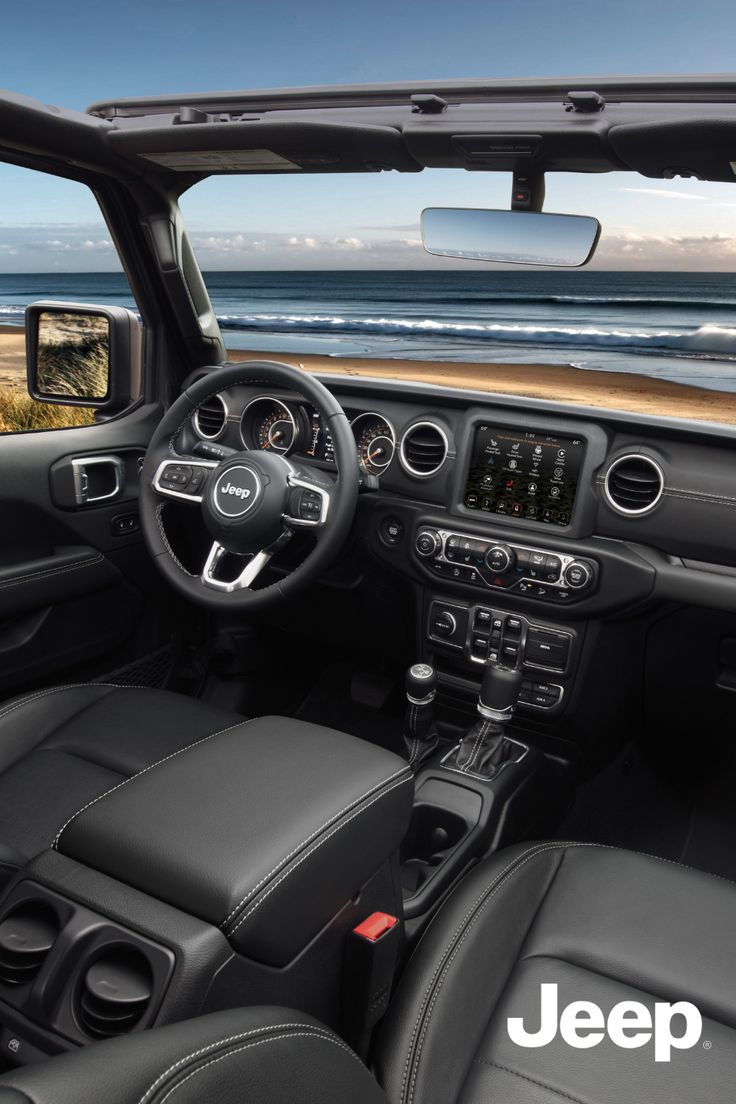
{"left": 0, "top": 683, "right": 243, "bottom": 885}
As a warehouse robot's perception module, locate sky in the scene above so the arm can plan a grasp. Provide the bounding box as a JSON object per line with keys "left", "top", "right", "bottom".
{"left": 2, "top": 0, "right": 736, "bottom": 272}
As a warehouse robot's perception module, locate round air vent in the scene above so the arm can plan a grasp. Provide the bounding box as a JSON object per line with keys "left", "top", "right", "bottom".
{"left": 604, "top": 454, "right": 664, "bottom": 515}
{"left": 78, "top": 948, "right": 153, "bottom": 1039}
{"left": 193, "top": 394, "right": 227, "bottom": 440}
{"left": 400, "top": 422, "right": 449, "bottom": 478}
{"left": 0, "top": 904, "right": 58, "bottom": 987}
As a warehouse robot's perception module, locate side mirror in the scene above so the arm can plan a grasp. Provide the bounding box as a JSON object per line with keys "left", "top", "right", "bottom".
{"left": 25, "top": 301, "right": 141, "bottom": 412}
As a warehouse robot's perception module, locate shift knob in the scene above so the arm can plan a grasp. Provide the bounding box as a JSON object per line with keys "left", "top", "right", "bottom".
{"left": 406, "top": 662, "right": 437, "bottom": 705}
{"left": 478, "top": 661, "right": 523, "bottom": 720}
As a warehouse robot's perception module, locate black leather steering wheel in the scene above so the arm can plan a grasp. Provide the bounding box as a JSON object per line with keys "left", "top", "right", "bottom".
{"left": 139, "top": 361, "right": 360, "bottom": 611}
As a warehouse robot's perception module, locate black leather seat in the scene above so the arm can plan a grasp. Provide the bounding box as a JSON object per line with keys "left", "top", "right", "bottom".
{"left": 0, "top": 683, "right": 241, "bottom": 884}
{"left": 1, "top": 841, "right": 735, "bottom": 1102}
{"left": 376, "top": 841, "right": 736, "bottom": 1103}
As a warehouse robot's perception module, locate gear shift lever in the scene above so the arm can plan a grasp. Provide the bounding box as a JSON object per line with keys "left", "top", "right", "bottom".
{"left": 403, "top": 663, "right": 440, "bottom": 769}
{"left": 454, "top": 659, "right": 523, "bottom": 777}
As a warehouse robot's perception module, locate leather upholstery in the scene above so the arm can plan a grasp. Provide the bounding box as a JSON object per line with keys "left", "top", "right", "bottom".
{"left": 0, "top": 684, "right": 241, "bottom": 882}
{"left": 56, "top": 716, "right": 414, "bottom": 965}
{"left": 0, "top": 1007, "right": 389, "bottom": 1104}
{"left": 1, "top": 843, "right": 735, "bottom": 1101}
{"left": 376, "top": 841, "right": 736, "bottom": 1104}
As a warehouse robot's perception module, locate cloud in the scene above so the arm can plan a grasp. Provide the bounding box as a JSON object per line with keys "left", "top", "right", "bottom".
{"left": 619, "top": 187, "right": 711, "bottom": 201}
{"left": 357, "top": 223, "right": 419, "bottom": 232}
{"left": 593, "top": 230, "right": 736, "bottom": 268}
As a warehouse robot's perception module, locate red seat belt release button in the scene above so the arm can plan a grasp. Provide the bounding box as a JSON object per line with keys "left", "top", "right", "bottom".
{"left": 353, "top": 912, "right": 398, "bottom": 943}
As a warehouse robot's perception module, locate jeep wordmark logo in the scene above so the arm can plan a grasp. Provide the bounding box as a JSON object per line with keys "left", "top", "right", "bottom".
{"left": 507, "top": 984, "right": 703, "bottom": 1062}
{"left": 219, "top": 482, "right": 251, "bottom": 500}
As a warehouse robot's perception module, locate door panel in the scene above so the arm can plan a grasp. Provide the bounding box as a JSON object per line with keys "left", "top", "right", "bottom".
{"left": 0, "top": 403, "right": 171, "bottom": 696}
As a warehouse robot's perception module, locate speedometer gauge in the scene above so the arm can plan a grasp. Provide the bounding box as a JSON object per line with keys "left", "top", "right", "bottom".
{"left": 241, "top": 397, "right": 297, "bottom": 454}
{"left": 351, "top": 412, "right": 396, "bottom": 475}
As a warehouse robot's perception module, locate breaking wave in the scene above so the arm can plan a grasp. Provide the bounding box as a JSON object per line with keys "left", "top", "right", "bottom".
{"left": 216, "top": 313, "right": 736, "bottom": 359}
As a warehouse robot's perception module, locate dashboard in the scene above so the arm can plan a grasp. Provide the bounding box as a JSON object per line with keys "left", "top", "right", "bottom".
{"left": 178, "top": 370, "right": 736, "bottom": 731}
{"left": 182, "top": 372, "right": 736, "bottom": 629}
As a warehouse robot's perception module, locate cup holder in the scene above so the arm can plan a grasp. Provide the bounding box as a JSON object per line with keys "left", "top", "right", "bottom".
{"left": 400, "top": 804, "right": 470, "bottom": 896}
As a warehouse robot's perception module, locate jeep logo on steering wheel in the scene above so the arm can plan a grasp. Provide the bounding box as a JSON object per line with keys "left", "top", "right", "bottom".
{"left": 213, "top": 465, "right": 261, "bottom": 518}
{"left": 220, "top": 482, "right": 251, "bottom": 501}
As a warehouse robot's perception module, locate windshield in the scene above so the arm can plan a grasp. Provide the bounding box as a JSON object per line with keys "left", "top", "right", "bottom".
{"left": 180, "top": 170, "right": 736, "bottom": 423}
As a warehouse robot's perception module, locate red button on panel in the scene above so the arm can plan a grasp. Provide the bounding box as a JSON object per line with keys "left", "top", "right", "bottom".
{"left": 353, "top": 912, "right": 398, "bottom": 942}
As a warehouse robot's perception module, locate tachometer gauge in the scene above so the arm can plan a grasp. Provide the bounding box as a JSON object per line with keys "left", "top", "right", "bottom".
{"left": 241, "top": 397, "right": 297, "bottom": 454}
{"left": 351, "top": 412, "right": 396, "bottom": 476}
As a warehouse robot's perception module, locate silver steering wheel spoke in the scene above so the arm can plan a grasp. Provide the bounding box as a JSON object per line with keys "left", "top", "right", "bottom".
{"left": 201, "top": 529, "right": 292, "bottom": 593}
{"left": 152, "top": 458, "right": 219, "bottom": 504}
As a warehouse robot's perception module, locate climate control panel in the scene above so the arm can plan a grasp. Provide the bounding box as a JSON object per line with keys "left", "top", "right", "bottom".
{"left": 415, "top": 527, "right": 597, "bottom": 604}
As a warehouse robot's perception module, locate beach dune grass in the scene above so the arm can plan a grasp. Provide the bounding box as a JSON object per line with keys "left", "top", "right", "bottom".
{"left": 36, "top": 311, "right": 109, "bottom": 401}
{"left": 0, "top": 390, "right": 93, "bottom": 433}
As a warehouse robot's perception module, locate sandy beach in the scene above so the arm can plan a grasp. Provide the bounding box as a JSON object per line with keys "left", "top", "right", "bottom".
{"left": 3, "top": 324, "right": 736, "bottom": 425}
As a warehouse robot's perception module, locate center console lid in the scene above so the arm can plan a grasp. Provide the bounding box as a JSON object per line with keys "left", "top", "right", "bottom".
{"left": 54, "top": 716, "right": 413, "bottom": 966}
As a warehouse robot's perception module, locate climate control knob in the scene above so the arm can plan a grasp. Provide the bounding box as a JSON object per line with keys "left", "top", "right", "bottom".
{"left": 415, "top": 529, "right": 441, "bottom": 558}
{"left": 485, "top": 543, "right": 516, "bottom": 575}
{"left": 564, "top": 560, "right": 593, "bottom": 590}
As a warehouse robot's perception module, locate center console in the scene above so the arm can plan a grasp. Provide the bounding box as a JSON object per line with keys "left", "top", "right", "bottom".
{"left": 0, "top": 718, "right": 413, "bottom": 1062}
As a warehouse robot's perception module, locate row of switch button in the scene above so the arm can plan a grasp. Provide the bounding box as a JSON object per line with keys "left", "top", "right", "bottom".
{"left": 515, "top": 549, "right": 561, "bottom": 582}
{"left": 428, "top": 560, "right": 483, "bottom": 585}
{"left": 471, "top": 609, "right": 523, "bottom": 664}
{"left": 519, "top": 680, "right": 563, "bottom": 708}
{"left": 158, "top": 463, "right": 208, "bottom": 496}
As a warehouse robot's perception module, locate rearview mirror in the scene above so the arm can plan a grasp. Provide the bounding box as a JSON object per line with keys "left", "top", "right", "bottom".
{"left": 421, "top": 208, "right": 601, "bottom": 268}
{"left": 26, "top": 301, "right": 141, "bottom": 412}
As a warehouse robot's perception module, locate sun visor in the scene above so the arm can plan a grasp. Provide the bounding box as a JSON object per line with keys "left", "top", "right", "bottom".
{"left": 609, "top": 119, "right": 736, "bottom": 183}
{"left": 107, "top": 120, "right": 420, "bottom": 174}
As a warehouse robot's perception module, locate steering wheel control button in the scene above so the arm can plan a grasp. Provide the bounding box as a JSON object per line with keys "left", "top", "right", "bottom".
{"left": 415, "top": 529, "right": 440, "bottom": 557}
{"left": 298, "top": 489, "right": 322, "bottom": 521}
{"left": 159, "top": 463, "right": 193, "bottom": 490}
{"left": 213, "top": 465, "right": 262, "bottom": 518}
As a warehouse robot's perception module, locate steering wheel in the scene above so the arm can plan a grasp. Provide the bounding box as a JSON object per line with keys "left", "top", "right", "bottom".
{"left": 139, "top": 361, "right": 360, "bottom": 611}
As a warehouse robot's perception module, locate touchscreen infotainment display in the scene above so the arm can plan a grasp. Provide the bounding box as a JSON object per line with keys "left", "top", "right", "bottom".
{"left": 463, "top": 425, "right": 585, "bottom": 527}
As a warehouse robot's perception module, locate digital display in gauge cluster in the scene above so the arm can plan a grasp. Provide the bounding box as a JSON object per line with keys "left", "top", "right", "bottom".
{"left": 304, "top": 407, "right": 335, "bottom": 464}
{"left": 463, "top": 425, "right": 585, "bottom": 527}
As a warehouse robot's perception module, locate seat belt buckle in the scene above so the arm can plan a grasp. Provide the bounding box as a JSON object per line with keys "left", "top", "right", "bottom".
{"left": 343, "top": 911, "right": 401, "bottom": 1059}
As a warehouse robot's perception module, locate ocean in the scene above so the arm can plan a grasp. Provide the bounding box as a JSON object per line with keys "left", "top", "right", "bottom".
{"left": 2, "top": 270, "right": 736, "bottom": 392}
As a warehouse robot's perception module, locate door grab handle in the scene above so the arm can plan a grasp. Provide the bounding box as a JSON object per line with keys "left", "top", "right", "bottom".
{"left": 71, "top": 456, "right": 124, "bottom": 505}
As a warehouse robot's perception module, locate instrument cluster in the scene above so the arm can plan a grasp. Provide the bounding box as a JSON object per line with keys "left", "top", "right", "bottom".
{"left": 238, "top": 396, "right": 396, "bottom": 475}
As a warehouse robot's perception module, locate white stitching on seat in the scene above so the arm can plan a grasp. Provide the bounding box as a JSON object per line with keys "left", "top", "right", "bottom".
{"left": 0, "top": 554, "right": 103, "bottom": 590}
{"left": 228, "top": 774, "right": 413, "bottom": 937}
{"left": 151, "top": 1031, "right": 360, "bottom": 1104}
{"left": 0, "top": 683, "right": 150, "bottom": 726}
{"left": 401, "top": 838, "right": 736, "bottom": 1104}
{"left": 221, "top": 764, "right": 413, "bottom": 928}
{"left": 52, "top": 718, "right": 255, "bottom": 849}
{"left": 400, "top": 841, "right": 589, "bottom": 1104}
{"left": 135, "top": 1022, "right": 338, "bottom": 1104}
